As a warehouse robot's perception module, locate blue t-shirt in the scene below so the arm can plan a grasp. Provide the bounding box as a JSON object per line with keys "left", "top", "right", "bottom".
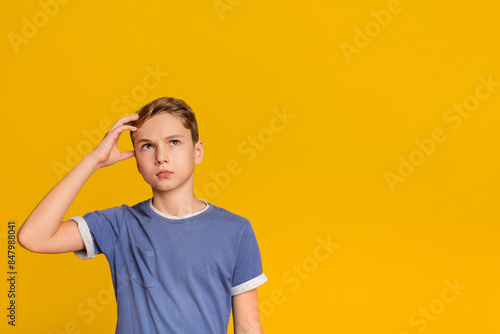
{"left": 69, "top": 198, "right": 267, "bottom": 333}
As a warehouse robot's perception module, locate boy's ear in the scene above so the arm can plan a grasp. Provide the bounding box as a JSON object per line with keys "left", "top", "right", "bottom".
{"left": 194, "top": 140, "right": 204, "bottom": 164}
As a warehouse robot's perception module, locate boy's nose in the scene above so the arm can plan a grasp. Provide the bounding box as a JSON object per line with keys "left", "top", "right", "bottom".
{"left": 155, "top": 149, "right": 169, "bottom": 164}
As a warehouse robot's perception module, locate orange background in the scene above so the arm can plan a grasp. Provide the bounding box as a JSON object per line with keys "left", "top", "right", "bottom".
{"left": 1, "top": 0, "right": 499, "bottom": 333}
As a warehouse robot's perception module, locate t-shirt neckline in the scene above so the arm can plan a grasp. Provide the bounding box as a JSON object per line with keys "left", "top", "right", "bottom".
{"left": 148, "top": 198, "right": 212, "bottom": 223}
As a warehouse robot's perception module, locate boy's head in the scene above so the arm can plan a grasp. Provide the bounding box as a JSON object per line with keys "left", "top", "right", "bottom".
{"left": 128, "top": 96, "right": 199, "bottom": 148}
{"left": 127, "top": 97, "right": 204, "bottom": 194}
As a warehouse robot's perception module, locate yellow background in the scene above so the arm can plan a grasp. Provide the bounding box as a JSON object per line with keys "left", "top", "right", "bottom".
{"left": 1, "top": 0, "right": 499, "bottom": 333}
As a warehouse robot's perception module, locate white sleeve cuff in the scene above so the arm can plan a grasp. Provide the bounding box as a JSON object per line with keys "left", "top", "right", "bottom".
{"left": 68, "top": 216, "right": 95, "bottom": 260}
{"left": 231, "top": 273, "right": 268, "bottom": 296}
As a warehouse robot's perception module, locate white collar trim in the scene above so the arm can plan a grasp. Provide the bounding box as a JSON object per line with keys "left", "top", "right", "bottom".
{"left": 149, "top": 198, "right": 210, "bottom": 220}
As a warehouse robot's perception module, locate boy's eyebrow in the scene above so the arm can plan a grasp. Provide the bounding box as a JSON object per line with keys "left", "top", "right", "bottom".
{"left": 136, "top": 134, "right": 185, "bottom": 144}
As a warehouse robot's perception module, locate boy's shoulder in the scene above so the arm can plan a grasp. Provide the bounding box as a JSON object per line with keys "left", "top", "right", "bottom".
{"left": 208, "top": 203, "right": 251, "bottom": 225}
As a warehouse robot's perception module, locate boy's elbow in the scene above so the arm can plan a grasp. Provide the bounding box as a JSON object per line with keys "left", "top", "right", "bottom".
{"left": 17, "top": 223, "right": 42, "bottom": 253}
{"left": 18, "top": 236, "right": 44, "bottom": 253}
{"left": 17, "top": 225, "right": 33, "bottom": 251}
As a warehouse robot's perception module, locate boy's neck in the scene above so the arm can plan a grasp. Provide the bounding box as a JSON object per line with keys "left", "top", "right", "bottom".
{"left": 151, "top": 189, "right": 207, "bottom": 217}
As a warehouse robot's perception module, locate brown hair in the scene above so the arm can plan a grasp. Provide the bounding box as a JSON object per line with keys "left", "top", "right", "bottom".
{"left": 128, "top": 96, "right": 199, "bottom": 147}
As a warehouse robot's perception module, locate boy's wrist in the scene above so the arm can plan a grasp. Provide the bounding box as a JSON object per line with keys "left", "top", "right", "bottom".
{"left": 81, "top": 154, "right": 103, "bottom": 172}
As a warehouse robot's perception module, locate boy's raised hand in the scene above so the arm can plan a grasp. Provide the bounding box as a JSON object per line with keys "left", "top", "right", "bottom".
{"left": 18, "top": 113, "right": 140, "bottom": 254}
{"left": 88, "top": 114, "right": 139, "bottom": 168}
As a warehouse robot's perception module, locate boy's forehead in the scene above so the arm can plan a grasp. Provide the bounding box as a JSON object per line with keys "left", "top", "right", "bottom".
{"left": 135, "top": 113, "right": 189, "bottom": 138}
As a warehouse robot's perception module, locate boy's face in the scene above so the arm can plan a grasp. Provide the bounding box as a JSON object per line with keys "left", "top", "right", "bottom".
{"left": 133, "top": 113, "right": 204, "bottom": 193}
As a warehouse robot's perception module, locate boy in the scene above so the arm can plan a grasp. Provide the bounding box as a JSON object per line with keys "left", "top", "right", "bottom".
{"left": 18, "top": 97, "right": 267, "bottom": 333}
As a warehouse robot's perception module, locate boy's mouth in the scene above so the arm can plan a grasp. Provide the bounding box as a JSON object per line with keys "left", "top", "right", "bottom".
{"left": 157, "top": 170, "right": 173, "bottom": 178}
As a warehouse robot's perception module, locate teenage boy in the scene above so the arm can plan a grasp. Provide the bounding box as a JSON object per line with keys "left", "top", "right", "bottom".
{"left": 18, "top": 97, "right": 267, "bottom": 333}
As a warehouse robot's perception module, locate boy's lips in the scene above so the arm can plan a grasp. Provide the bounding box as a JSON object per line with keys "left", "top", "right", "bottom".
{"left": 157, "top": 170, "right": 173, "bottom": 178}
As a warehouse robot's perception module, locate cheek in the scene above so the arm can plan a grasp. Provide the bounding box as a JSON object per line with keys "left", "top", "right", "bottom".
{"left": 135, "top": 154, "right": 147, "bottom": 172}
{"left": 135, "top": 160, "right": 143, "bottom": 174}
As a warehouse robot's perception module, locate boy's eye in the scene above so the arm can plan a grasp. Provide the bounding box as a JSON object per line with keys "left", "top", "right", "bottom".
{"left": 141, "top": 141, "right": 179, "bottom": 149}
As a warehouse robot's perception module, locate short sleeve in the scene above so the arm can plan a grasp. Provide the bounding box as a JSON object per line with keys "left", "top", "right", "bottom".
{"left": 231, "top": 222, "right": 267, "bottom": 295}
{"left": 69, "top": 206, "right": 124, "bottom": 260}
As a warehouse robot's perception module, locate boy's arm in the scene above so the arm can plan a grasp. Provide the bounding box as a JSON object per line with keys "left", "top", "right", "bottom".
{"left": 232, "top": 288, "right": 264, "bottom": 334}
{"left": 17, "top": 114, "right": 138, "bottom": 254}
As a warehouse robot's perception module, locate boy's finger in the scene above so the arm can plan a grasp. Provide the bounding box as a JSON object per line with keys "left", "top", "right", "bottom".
{"left": 121, "top": 150, "right": 135, "bottom": 160}
{"left": 106, "top": 124, "right": 137, "bottom": 138}
{"left": 116, "top": 124, "right": 137, "bottom": 134}
{"left": 110, "top": 114, "right": 139, "bottom": 131}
